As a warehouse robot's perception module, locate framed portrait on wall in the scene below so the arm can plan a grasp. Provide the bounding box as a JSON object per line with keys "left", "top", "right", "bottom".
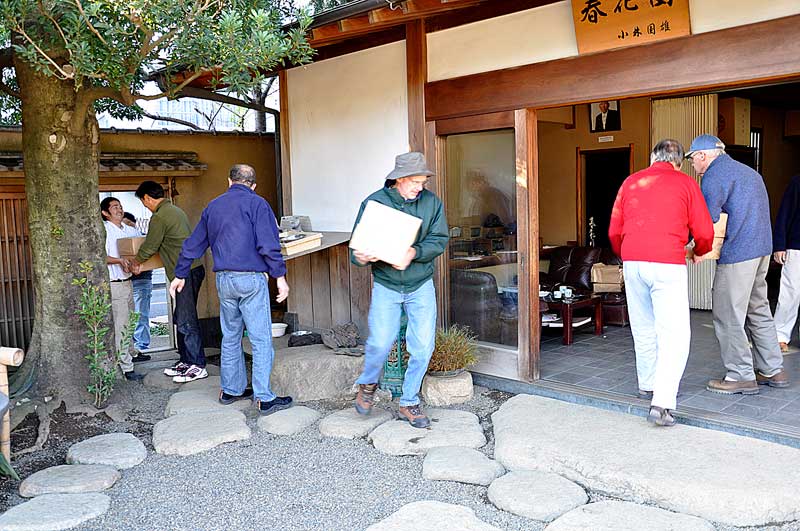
{"left": 589, "top": 100, "right": 621, "bottom": 133}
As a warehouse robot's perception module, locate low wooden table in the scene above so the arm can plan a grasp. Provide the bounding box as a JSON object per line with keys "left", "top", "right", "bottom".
{"left": 540, "top": 296, "right": 603, "bottom": 345}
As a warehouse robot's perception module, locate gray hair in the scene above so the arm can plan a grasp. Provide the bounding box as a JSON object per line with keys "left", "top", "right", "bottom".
{"left": 650, "top": 139, "right": 685, "bottom": 166}
{"left": 229, "top": 164, "right": 256, "bottom": 184}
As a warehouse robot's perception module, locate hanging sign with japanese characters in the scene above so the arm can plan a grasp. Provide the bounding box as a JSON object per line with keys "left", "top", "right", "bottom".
{"left": 571, "top": 0, "right": 691, "bottom": 55}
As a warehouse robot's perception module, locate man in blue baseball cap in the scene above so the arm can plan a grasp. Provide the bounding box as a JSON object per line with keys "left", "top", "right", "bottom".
{"left": 688, "top": 134, "right": 788, "bottom": 395}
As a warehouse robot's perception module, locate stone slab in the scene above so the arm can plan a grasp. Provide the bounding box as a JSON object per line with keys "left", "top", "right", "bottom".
{"left": 153, "top": 409, "right": 251, "bottom": 456}
{"left": 205, "top": 363, "right": 221, "bottom": 376}
{"left": 545, "top": 501, "right": 715, "bottom": 531}
{"left": 421, "top": 372, "right": 474, "bottom": 406}
{"left": 369, "top": 408, "right": 486, "bottom": 456}
{"left": 143, "top": 369, "right": 183, "bottom": 390}
{"left": 493, "top": 394, "right": 800, "bottom": 526}
{"left": 366, "top": 501, "right": 502, "bottom": 531}
{"left": 66, "top": 433, "right": 146, "bottom": 470}
{"left": 19, "top": 464, "right": 121, "bottom": 498}
{"left": 488, "top": 470, "right": 587, "bottom": 522}
{"left": 0, "top": 493, "right": 111, "bottom": 531}
{"left": 422, "top": 447, "right": 504, "bottom": 486}
{"left": 165, "top": 387, "right": 251, "bottom": 416}
{"left": 319, "top": 408, "right": 393, "bottom": 439}
{"left": 181, "top": 374, "right": 221, "bottom": 391}
{"left": 257, "top": 406, "right": 321, "bottom": 435}
{"left": 270, "top": 344, "right": 363, "bottom": 402}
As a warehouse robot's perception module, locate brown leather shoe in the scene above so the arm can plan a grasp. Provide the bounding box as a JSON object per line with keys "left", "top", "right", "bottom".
{"left": 706, "top": 378, "right": 759, "bottom": 395}
{"left": 756, "top": 370, "right": 790, "bottom": 388}
{"left": 779, "top": 342, "right": 790, "bottom": 353}
{"left": 398, "top": 404, "right": 431, "bottom": 428}
{"left": 354, "top": 383, "right": 378, "bottom": 415}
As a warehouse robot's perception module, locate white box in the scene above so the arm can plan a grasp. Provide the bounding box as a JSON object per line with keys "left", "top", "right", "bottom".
{"left": 349, "top": 201, "right": 422, "bottom": 266}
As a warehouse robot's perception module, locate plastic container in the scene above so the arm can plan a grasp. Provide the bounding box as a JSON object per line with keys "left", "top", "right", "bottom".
{"left": 272, "top": 323, "right": 288, "bottom": 337}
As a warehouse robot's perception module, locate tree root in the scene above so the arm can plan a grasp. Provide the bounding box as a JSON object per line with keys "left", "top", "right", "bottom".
{"left": 12, "top": 401, "right": 54, "bottom": 457}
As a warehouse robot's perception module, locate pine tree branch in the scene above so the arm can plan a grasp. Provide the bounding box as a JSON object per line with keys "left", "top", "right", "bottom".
{"left": 139, "top": 109, "right": 202, "bottom": 130}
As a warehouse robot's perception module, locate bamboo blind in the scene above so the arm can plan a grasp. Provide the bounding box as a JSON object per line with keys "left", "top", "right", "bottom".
{"left": 651, "top": 94, "right": 718, "bottom": 310}
{"left": 0, "top": 193, "right": 34, "bottom": 350}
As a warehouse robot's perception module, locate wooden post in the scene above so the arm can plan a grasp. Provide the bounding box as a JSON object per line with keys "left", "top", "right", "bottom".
{"left": 0, "top": 347, "right": 24, "bottom": 463}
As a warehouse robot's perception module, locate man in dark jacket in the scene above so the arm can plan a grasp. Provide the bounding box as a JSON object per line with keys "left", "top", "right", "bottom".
{"left": 773, "top": 175, "right": 800, "bottom": 353}
{"left": 351, "top": 152, "right": 449, "bottom": 428}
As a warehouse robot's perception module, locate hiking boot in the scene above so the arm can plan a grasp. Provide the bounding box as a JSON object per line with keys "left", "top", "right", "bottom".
{"left": 172, "top": 365, "right": 208, "bottom": 383}
{"left": 756, "top": 370, "right": 790, "bottom": 388}
{"left": 399, "top": 404, "right": 430, "bottom": 428}
{"left": 780, "top": 342, "right": 790, "bottom": 353}
{"left": 637, "top": 389, "right": 653, "bottom": 400}
{"left": 706, "top": 378, "right": 759, "bottom": 395}
{"left": 131, "top": 353, "right": 151, "bottom": 363}
{"left": 257, "top": 396, "right": 293, "bottom": 416}
{"left": 647, "top": 406, "right": 676, "bottom": 427}
{"left": 219, "top": 388, "right": 254, "bottom": 405}
{"left": 164, "top": 362, "right": 190, "bottom": 377}
{"left": 123, "top": 371, "right": 144, "bottom": 381}
{"left": 354, "top": 383, "right": 378, "bottom": 416}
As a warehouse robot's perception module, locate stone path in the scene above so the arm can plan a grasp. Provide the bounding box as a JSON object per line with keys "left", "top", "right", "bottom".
{"left": 366, "top": 501, "right": 502, "bottom": 531}
{"left": 153, "top": 409, "right": 251, "bottom": 456}
{"left": 487, "top": 471, "right": 587, "bottom": 522}
{"left": 270, "top": 344, "right": 363, "bottom": 402}
{"left": 369, "top": 408, "right": 487, "bottom": 456}
{"left": 493, "top": 394, "right": 800, "bottom": 526}
{"left": 319, "top": 408, "right": 393, "bottom": 439}
{"left": 19, "top": 465, "right": 120, "bottom": 498}
{"left": 422, "top": 447, "right": 504, "bottom": 486}
{"left": 164, "top": 387, "right": 251, "bottom": 416}
{"left": 421, "top": 372, "right": 474, "bottom": 406}
{"left": 0, "top": 493, "right": 111, "bottom": 531}
{"left": 545, "top": 501, "right": 716, "bottom": 531}
{"left": 66, "top": 433, "right": 146, "bottom": 470}
{"left": 257, "top": 405, "right": 320, "bottom": 435}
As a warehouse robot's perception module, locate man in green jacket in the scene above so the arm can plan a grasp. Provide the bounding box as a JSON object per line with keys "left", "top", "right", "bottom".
{"left": 351, "top": 152, "right": 449, "bottom": 428}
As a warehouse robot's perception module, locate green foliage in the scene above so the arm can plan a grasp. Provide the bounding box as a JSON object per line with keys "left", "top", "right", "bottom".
{"left": 309, "top": 0, "right": 357, "bottom": 13}
{"left": 0, "top": 1, "right": 313, "bottom": 107}
{"left": 71, "top": 260, "right": 136, "bottom": 407}
{"left": 428, "top": 325, "right": 479, "bottom": 373}
{"left": 0, "top": 452, "right": 19, "bottom": 480}
{"left": 150, "top": 321, "right": 169, "bottom": 336}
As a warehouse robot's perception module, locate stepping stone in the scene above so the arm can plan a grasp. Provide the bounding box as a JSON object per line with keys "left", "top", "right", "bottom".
{"left": 165, "top": 387, "right": 251, "bottom": 416}
{"left": 545, "top": 501, "right": 715, "bottom": 531}
{"left": 488, "top": 470, "right": 587, "bottom": 522}
{"left": 366, "top": 500, "right": 501, "bottom": 531}
{"left": 181, "top": 374, "right": 221, "bottom": 391}
{"left": 153, "top": 409, "right": 251, "bottom": 456}
{"left": 257, "top": 406, "right": 321, "bottom": 435}
{"left": 66, "top": 433, "right": 146, "bottom": 470}
{"left": 369, "top": 409, "right": 486, "bottom": 456}
{"left": 422, "top": 447, "right": 504, "bottom": 486}
{"left": 493, "top": 394, "right": 800, "bottom": 526}
{"left": 271, "top": 344, "right": 363, "bottom": 402}
{"left": 319, "top": 408, "right": 393, "bottom": 439}
{"left": 143, "top": 369, "right": 182, "bottom": 390}
{"left": 19, "top": 465, "right": 121, "bottom": 497}
{"left": 0, "top": 493, "right": 110, "bottom": 531}
{"left": 205, "top": 363, "right": 221, "bottom": 376}
{"left": 421, "top": 372, "right": 474, "bottom": 406}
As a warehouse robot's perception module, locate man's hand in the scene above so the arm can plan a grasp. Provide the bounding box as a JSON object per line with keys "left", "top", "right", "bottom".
{"left": 130, "top": 261, "right": 142, "bottom": 275}
{"left": 119, "top": 257, "right": 132, "bottom": 273}
{"left": 692, "top": 254, "right": 705, "bottom": 264}
{"left": 774, "top": 251, "right": 787, "bottom": 265}
{"left": 276, "top": 276, "right": 290, "bottom": 303}
{"left": 169, "top": 278, "right": 185, "bottom": 299}
{"left": 392, "top": 247, "right": 417, "bottom": 270}
{"left": 353, "top": 249, "right": 379, "bottom": 265}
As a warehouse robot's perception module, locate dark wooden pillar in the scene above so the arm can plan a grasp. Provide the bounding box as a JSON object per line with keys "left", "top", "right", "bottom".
{"left": 406, "top": 19, "right": 427, "bottom": 153}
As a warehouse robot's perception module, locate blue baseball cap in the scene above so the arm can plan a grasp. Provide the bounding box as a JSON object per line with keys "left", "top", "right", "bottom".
{"left": 685, "top": 134, "right": 725, "bottom": 158}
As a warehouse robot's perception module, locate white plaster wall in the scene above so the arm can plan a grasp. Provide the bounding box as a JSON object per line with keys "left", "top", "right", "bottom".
{"left": 690, "top": 0, "right": 800, "bottom": 34}
{"left": 427, "top": 1, "right": 578, "bottom": 82}
{"left": 287, "top": 42, "right": 409, "bottom": 231}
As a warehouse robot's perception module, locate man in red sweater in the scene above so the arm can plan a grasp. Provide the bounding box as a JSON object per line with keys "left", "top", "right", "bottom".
{"left": 608, "top": 139, "right": 714, "bottom": 426}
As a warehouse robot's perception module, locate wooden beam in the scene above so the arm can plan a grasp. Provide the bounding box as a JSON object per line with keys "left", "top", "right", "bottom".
{"left": 339, "top": 14, "right": 373, "bottom": 32}
{"left": 406, "top": 19, "right": 427, "bottom": 152}
{"left": 426, "top": 15, "right": 800, "bottom": 121}
{"left": 279, "top": 70, "right": 292, "bottom": 216}
{"left": 435, "top": 111, "right": 514, "bottom": 136}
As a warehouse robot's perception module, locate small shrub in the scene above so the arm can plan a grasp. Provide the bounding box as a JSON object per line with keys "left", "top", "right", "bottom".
{"left": 150, "top": 322, "right": 169, "bottom": 336}
{"left": 428, "top": 325, "right": 478, "bottom": 373}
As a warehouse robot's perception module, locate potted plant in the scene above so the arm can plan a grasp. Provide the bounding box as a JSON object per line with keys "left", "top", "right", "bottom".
{"left": 427, "top": 325, "right": 479, "bottom": 377}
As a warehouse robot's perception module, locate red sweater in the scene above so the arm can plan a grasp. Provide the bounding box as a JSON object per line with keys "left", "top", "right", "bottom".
{"left": 608, "top": 162, "right": 714, "bottom": 264}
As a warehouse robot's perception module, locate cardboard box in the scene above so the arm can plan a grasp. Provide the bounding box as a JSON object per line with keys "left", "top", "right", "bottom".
{"left": 280, "top": 231, "right": 323, "bottom": 256}
{"left": 591, "top": 263, "right": 623, "bottom": 284}
{"left": 349, "top": 201, "right": 422, "bottom": 266}
{"left": 594, "top": 282, "right": 624, "bottom": 293}
{"left": 686, "top": 213, "right": 727, "bottom": 261}
{"left": 117, "top": 236, "right": 164, "bottom": 272}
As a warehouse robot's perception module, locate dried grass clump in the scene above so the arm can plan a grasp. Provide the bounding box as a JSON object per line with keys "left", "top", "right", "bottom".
{"left": 428, "top": 325, "right": 478, "bottom": 373}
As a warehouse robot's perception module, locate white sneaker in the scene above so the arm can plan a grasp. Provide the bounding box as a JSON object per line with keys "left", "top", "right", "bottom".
{"left": 164, "top": 362, "right": 190, "bottom": 377}
{"left": 172, "top": 365, "right": 208, "bottom": 383}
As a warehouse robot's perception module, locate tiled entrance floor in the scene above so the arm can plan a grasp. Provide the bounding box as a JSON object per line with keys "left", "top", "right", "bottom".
{"left": 540, "top": 310, "right": 800, "bottom": 431}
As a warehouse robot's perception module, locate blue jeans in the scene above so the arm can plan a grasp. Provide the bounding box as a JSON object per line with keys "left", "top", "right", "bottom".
{"left": 357, "top": 279, "right": 437, "bottom": 407}
{"left": 216, "top": 271, "right": 276, "bottom": 402}
{"left": 131, "top": 277, "right": 152, "bottom": 351}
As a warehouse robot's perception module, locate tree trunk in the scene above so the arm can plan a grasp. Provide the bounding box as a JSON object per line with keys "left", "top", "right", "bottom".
{"left": 14, "top": 57, "right": 109, "bottom": 403}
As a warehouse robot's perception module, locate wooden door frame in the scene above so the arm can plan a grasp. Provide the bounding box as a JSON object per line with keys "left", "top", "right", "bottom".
{"left": 576, "top": 144, "right": 634, "bottom": 246}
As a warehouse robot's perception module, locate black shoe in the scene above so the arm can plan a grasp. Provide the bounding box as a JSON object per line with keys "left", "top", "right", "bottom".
{"left": 131, "top": 353, "right": 151, "bottom": 362}
{"left": 257, "top": 396, "right": 293, "bottom": 416}
{"left": 124, "top": 371, "right": 144, "bottom": 381}
{"left": 219, "top": 388, "right": 254, "bottom": 405}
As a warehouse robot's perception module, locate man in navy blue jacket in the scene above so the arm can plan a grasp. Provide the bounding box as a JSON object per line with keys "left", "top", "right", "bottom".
{"left": 171, "top": 164, "right": 292, "bottom": 416}
{"left": 773, "top": 175, "right": 800, "bottom": 353}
